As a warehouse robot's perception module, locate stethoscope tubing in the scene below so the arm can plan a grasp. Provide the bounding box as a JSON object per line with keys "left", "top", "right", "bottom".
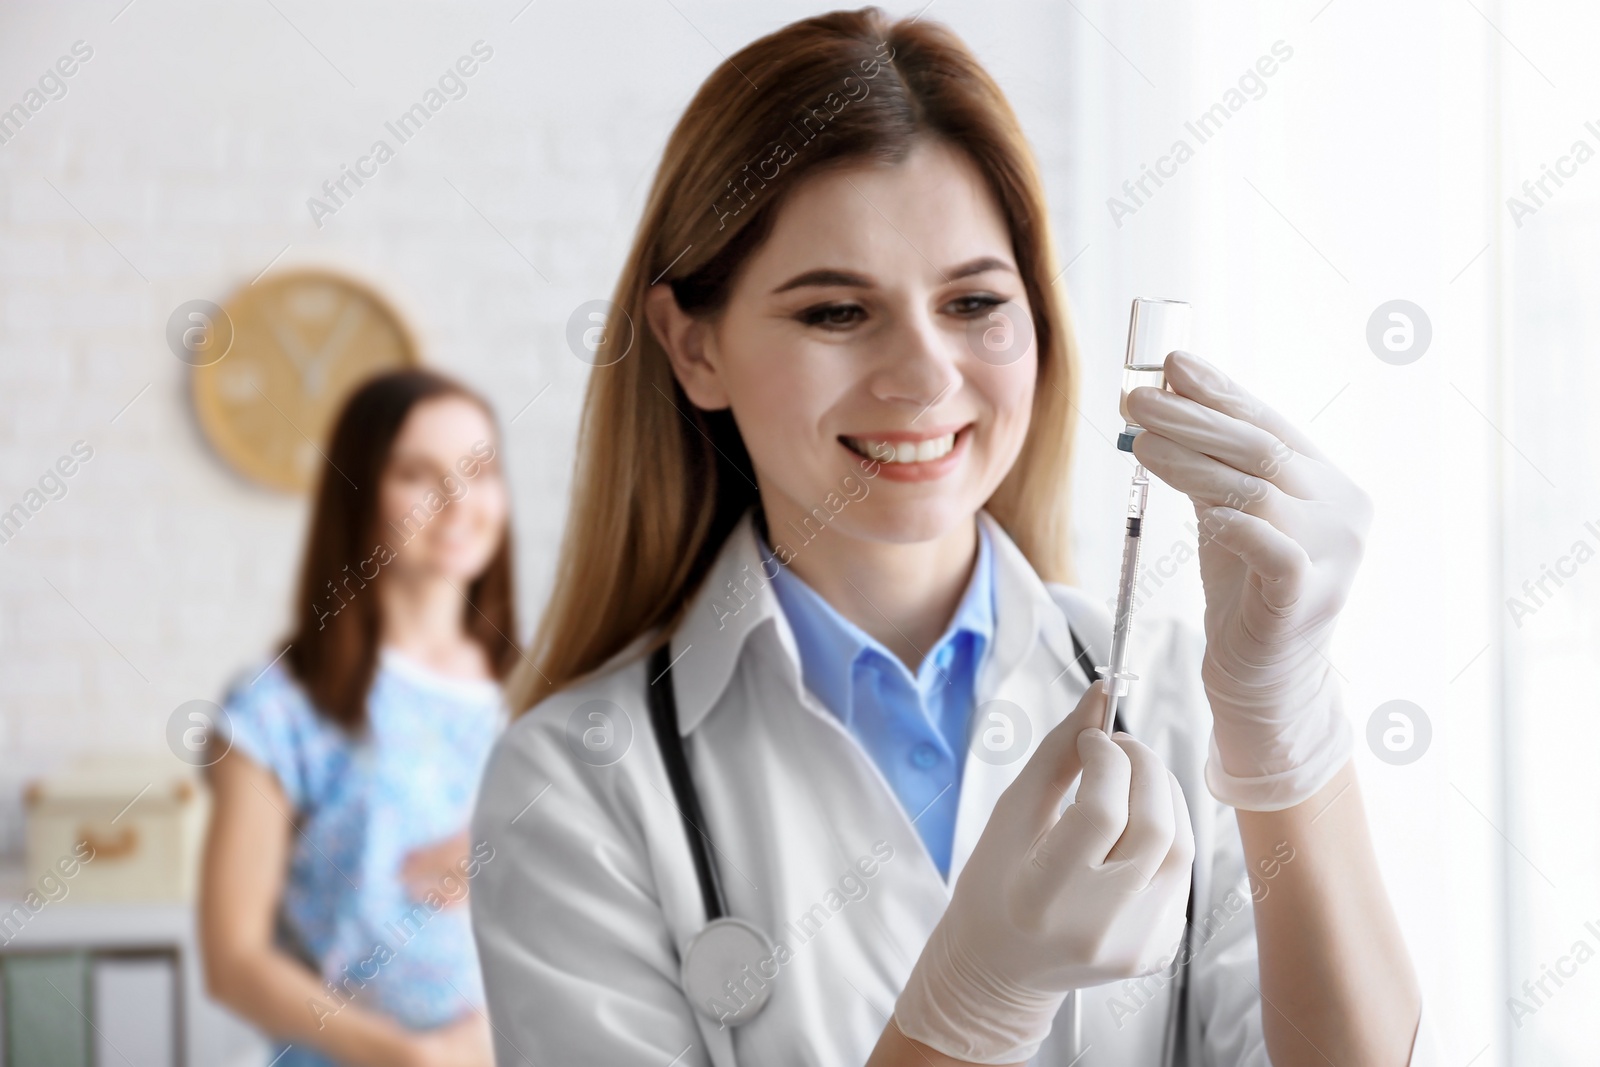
{"left": 645, "top": 630, "right": 1194, "bottom": 1063}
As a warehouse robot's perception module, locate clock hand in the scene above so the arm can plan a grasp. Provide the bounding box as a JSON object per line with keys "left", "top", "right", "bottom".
{"left": 267, "top": 317, "right": 318, "bottom": 387}
{"left": 302, "top": 301, "right": 367, "bottom": 397}
{"left": 265, "top": 300, "right": 367, "bottom": 397}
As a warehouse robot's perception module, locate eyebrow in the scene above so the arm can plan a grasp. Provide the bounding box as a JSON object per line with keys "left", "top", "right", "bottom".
{"left": 770, "top": 255, "right": 1016, "bottom": 294}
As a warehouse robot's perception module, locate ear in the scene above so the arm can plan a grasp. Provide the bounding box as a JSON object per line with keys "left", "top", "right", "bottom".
{"left": 645, "top": 283, "right": 730, "bottom": 411}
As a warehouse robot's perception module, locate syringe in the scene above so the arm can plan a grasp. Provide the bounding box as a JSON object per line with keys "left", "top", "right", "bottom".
{"left": 1101, "top": 298, "right": 1192, "bottom": 735}
{"left": 1103, "top": 465, "right": 1150, "bottom": 734}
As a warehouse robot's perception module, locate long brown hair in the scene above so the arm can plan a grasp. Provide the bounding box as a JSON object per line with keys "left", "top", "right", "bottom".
{"left": 285, "top": 369, "right": 519, "bottom": 730}
{"left": 514, "top": 6, "right": 1080, "bottom": 712}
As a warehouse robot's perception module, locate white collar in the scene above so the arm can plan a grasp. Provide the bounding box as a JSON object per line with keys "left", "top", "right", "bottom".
{"left": 666, "top": 509, "right": 1083, "bottom": 736}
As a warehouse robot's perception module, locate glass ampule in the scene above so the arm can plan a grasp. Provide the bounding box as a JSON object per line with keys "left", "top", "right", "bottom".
{"left": 1118, "top": 298, "right": 1192, "bottom": 452}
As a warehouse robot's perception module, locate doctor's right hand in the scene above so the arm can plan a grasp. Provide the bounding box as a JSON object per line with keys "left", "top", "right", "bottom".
{"left": 891, "top": 681, "right": 1194, "bottom": 1066}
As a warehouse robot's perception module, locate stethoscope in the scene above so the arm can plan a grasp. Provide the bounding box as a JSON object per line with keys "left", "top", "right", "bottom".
{"left": 646, "top": 630, "right": 1196, "bottom": 1062}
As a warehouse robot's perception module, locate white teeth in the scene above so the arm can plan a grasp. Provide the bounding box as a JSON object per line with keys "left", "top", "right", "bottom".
{"left": 845, "top": 433, "right": 957, "bottom": 464}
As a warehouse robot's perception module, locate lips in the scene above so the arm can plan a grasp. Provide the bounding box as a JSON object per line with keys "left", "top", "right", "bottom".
{"left": 837, "top": 424, "right": 974, "bottom": 482}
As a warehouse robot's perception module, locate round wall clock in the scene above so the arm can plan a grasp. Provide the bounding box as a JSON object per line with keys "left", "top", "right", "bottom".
{"left": 192, "top": 269, "right": 420, "bottom": 493}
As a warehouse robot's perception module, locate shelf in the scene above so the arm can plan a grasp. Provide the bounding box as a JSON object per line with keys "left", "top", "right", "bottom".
{"left": 0, "top": 896, "right": 266, "bottom": 1067}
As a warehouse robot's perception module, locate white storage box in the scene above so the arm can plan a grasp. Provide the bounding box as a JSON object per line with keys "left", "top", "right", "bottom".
{"left": 23, "top": 757, "right": 211, "bottom": 904}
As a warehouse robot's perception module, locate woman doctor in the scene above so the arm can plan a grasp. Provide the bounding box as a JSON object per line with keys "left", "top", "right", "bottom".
{"left": 470, "top": 8, "right": 1430, "bottom": 1065}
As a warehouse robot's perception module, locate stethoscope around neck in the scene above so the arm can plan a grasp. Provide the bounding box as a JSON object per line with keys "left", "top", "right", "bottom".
{"left": 645, "top": 631, "right": 1196, "bottom": 1060}
{"left": 645, "top": 640, "right": 779, "bottom": 1028}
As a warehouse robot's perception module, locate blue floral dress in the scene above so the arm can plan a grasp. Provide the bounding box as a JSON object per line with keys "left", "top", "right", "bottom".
{"left": 222, "top": 646, "right": 505, "bottom": 1067}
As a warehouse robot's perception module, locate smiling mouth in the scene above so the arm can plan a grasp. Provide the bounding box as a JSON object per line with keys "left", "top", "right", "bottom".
{"left": 839, "top": 426, "right": 969, "bottom": 465}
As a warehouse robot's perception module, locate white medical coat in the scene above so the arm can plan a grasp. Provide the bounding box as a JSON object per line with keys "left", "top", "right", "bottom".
{"left": 471, "top": 510, "right": 1434, "bottom": 1065}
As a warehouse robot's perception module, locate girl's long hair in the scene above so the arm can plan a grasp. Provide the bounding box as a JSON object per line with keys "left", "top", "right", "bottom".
{"left": 514, "top": 6, "right": 1081, "bottom": 712}
{"left": 285, "top": 369, "right": 519, "bottom": 730}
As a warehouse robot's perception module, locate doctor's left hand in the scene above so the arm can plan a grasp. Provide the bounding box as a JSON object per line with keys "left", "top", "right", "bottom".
{"left": 1127, "top": 349, "right": 1367, "bottom": 811}
{"left": 889, "top": 681, "right": 1193, "bottom": 1066}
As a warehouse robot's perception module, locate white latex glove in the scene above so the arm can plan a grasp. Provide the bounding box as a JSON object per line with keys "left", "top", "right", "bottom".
{"left": 892, "top": 680, "right": 1194, "bottom": 1065}
{"left": 1127, "top": 348, "right": 1365, "bottom": 812}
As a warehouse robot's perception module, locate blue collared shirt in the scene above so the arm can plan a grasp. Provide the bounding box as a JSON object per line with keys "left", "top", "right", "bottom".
{"left": 763, "top": 523, "right": 996, "bottom": 879}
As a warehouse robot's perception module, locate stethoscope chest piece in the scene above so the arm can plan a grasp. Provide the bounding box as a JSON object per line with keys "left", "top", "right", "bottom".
{"left": 681, "top": 916, "right": 778, "bottom": 1027}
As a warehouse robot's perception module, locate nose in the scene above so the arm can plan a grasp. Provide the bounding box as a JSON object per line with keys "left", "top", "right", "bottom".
{"left": 866, "top": 310, "right": 963, "bottom": 412}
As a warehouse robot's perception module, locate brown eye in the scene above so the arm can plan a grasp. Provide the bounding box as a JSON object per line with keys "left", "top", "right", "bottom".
{"left": 391, "top": 461, "right": 432, "bottom": 483}
{"left": 798, "top": 303, "right": 865, "bottom": 329}
{"left": 948, "top": 294, "right": 1005, "bottom": 316}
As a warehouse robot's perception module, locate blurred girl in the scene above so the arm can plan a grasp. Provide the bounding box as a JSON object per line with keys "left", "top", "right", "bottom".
{"left": 201, "top": 369, "right": 517, "bottom": 1067}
